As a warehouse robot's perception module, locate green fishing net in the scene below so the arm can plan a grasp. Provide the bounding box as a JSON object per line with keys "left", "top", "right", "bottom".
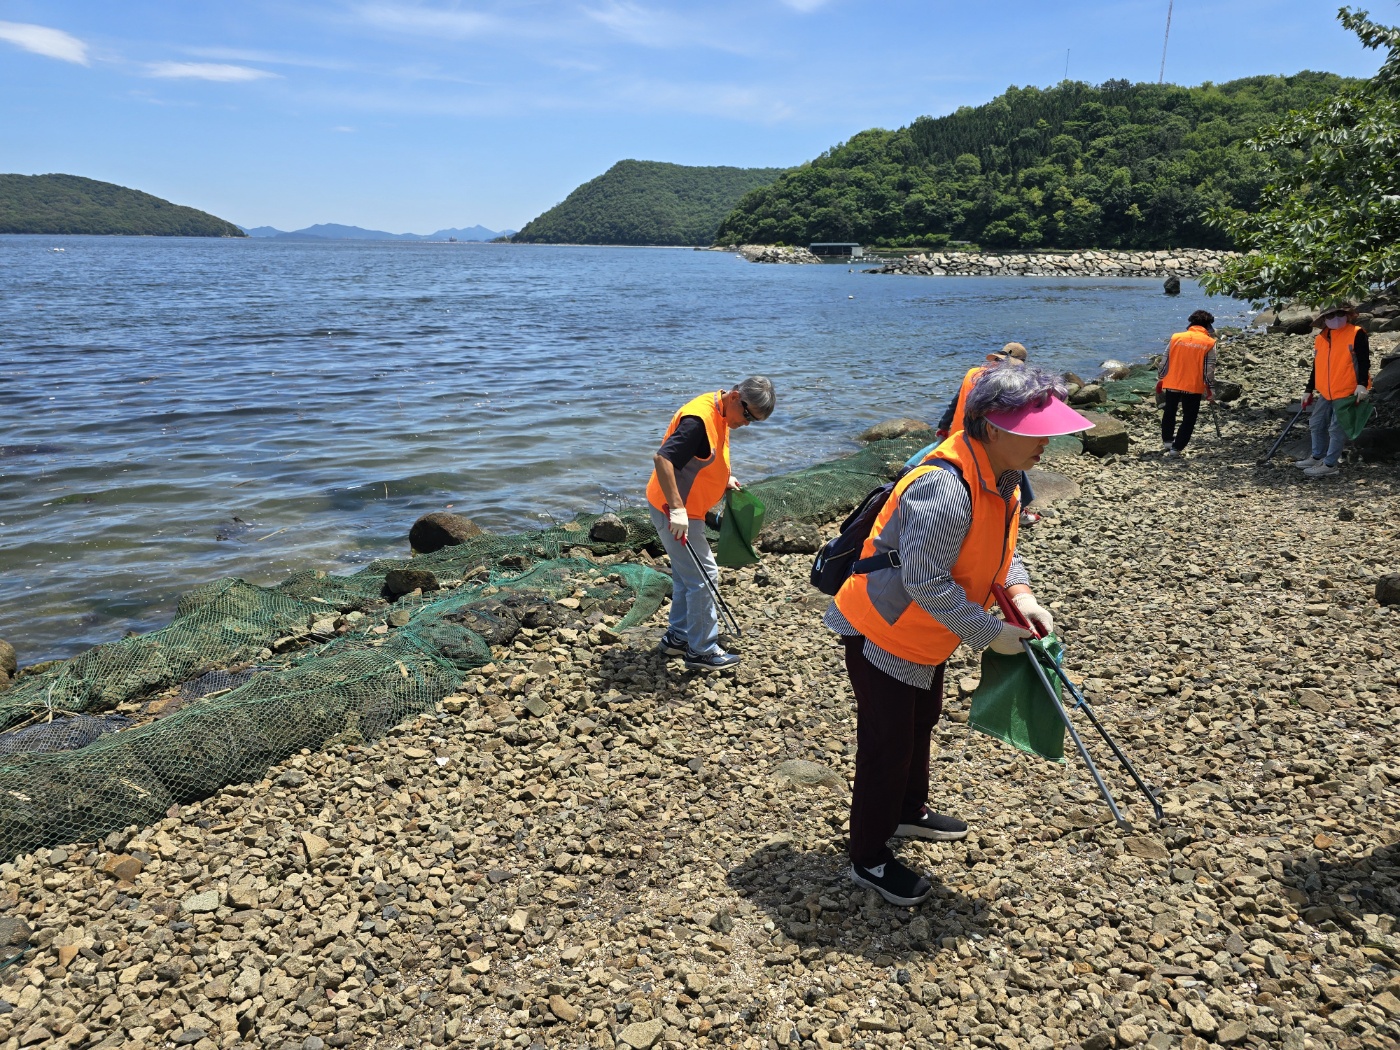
{"left": 0, "top": 434, "right": 931, "bottom": 861}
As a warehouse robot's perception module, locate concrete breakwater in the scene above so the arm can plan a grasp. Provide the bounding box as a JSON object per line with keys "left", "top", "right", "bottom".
{"left": 870, "top": 247, "right": 1237, "bottom": 278}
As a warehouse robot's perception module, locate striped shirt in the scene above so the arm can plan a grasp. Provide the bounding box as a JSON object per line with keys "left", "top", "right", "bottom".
{"left": 823, "top": 465, "right": 1030, "bottom": 689}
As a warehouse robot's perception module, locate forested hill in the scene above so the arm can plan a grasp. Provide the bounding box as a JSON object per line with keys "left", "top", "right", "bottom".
{"left": 0, "top": 174, "right": 244, "bottom": 237}
{"left": 715, "top": 73, "right": 1355, "bottom": 250}
{"left": 512, "top": 160, "right": 789, "bottom": 246}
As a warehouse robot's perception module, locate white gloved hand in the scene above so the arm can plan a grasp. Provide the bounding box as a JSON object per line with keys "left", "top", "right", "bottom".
{"left": 1302, "top": 391, "right": 1316, "bottom": 409}
{"left": 1012, "top": 593, "right": 1054, "bottom": 637}
{"left": 727, "top": 475, "right": 742, "bottom": 490}
{"left": 989, "top": 620, "right": 1034, "bottom": 655}
{"left": 1356, "top": 384, "right": 1371, "bottom": 402}
{"left": 668, "top": 507, "right": 689, "bottom": 541}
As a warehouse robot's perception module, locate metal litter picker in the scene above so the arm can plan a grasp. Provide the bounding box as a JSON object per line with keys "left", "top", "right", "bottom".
{"left": 992, "top": 584, "right": 1164, "bottom": 831}
{"left": 684, "top": 538, "right": 742, "bottom": 638}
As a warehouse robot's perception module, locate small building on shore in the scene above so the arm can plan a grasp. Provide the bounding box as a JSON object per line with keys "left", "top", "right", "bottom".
{"left": 808, "top": 242, "right": 864, "bottom": 260}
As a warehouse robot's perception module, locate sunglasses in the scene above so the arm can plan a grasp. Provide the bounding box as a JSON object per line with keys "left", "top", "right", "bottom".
{"left": 741, "top": 400, "right": 758, "bottom": 422}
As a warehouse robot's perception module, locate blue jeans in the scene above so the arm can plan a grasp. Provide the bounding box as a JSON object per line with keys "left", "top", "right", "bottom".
{"left": 1309, "top": 397, "right": 1348, "bottom": 466}
{"left": 648, "top": 505, "right": 722, "bottom": 656}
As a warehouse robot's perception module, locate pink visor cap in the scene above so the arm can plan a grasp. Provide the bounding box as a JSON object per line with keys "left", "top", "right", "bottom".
{"left": 983, "top": 396, "right": 1095, "bottom": 437}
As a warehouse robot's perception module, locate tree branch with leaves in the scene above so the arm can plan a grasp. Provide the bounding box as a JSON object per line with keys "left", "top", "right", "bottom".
{"left": 1200, "top": 7, "right": 1400, "bottom": 307}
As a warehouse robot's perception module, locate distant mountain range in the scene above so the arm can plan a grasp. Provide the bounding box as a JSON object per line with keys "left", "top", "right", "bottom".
{"left": 240, "top": 223, "right": 514, "bottom": 242}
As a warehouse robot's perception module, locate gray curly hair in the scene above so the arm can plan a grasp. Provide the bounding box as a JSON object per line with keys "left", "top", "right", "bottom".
{"left": 964, "top": 365, "right": 1069, "bottom": 441}
{"left": 735, "top": 376, "right": 776, "bottom": 419}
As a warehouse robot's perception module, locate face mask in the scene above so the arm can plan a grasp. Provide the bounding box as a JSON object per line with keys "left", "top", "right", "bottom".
{"left": 1325, "top": 315, "right": 1347, "bottom": 330}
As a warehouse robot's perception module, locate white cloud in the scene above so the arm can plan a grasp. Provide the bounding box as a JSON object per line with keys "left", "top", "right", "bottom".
{"left": 778, "top": 0, "right": 832, "bottom": 11}
{"left": 0, "top": 20, "right": 89, "bottom": 65}
{"left": 354, "top": 3, "right": 504, "bottom": 39}
{"left": 145, "top": 62, "right": 279, "bottom": 82}
{"left": 582, "top": 1, "right": 705, "bottom": 48}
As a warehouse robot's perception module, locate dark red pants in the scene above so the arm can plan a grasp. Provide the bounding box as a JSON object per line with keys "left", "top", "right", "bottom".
{"left": 843, "top": 635, "right": 945, "bottom": 868}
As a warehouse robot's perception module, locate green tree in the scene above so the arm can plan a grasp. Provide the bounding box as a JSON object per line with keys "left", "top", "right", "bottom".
{"left": 1200, "top": 8, "right": 1400, "bottom": 306}
{"left": 715, "top": 73, "right": 1353, "bottom": 250}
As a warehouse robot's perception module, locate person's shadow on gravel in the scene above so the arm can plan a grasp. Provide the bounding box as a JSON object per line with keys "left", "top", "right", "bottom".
{"left": 725, "top": 842, "right": 987, "bottom": 960}
{"left": 1279, "top": 839, "right": 1400, "bottom": 927}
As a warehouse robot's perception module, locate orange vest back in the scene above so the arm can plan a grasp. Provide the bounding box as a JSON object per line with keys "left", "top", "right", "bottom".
{"left": 1162, "top": 326, "right": 1215, "bottom": 395}
{"left": 948, "top": 366, "right": 984, "bottom": 435}
{"left": 646, "top": 391, "right": 730, "bottom": 516}
{"left": 833, "top": 433, "right": 1019, "bottom": 666}
{"left": 1314, "top": 324, "right": 1366, "bottom": 401}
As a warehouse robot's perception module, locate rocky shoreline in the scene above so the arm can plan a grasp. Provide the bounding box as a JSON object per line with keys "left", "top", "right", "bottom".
{"left": 866, "top": 248, "right": 1236, "bottom": 279}
{"left": 3, "top": 329, "right": 1400, "bottom": 1050}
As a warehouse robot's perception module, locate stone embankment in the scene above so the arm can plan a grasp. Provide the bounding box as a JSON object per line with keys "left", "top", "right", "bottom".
{"left": 869, "top": 248, "right": 1236, "bottom": 278}
{"left": 1256, "top": 286, "right": 1400, "bottom": 335}
{"left": 5, "top": 327, "right": 1400, "bottom": 1050}
{"left": 732, "top": 245, "right": 820, "bottom": 265}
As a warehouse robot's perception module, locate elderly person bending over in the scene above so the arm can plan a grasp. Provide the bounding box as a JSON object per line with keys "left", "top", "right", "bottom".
{"left": 647, "top": 376, "right": 775, "bottom": 672}
{"left": 824, "top": 366, "right": 1092, "bottom": 906}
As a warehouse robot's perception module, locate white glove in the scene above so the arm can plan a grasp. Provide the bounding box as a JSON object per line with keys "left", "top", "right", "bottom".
{"left": 1302, "top": 391, "right": 1316, "bottom": 408}
{"left": 668, "top": 507, "right": 689, "bottom": 541}
{"left": 1012, "top": 593, "right": 1054, "bottom": 637}
{"left": 1356, "top": 384, "right": 1371, "bottom": 402}
{"left": 989, "top": 620, "right": 1034, "bottom": 655}
{"left": 727, "top": 475, "right": 742, "bottom": 490}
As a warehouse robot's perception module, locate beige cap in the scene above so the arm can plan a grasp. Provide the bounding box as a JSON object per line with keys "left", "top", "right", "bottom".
{"left": 1001, "top": 342, "right": 1028, "bottom": 362}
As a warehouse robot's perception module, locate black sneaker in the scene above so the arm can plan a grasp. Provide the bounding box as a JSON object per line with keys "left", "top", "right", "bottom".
{"left": 849, "top": 858, "right": 932, "bottom": 906}
{"left": 656, "top": 631, "right": 686, "bottom": 656}
{"left": 683, "top": 648, "right": 740, "bottom": 672}
{"left": 895, "top": 808, "right": 968, "bottom": 842}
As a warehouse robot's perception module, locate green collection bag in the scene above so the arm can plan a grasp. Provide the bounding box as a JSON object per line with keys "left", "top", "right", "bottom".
{"left": 969, "top": 634, "right": 1067, "bottom": 762}
{"left": 1333, "top": 394, "right": 1375, "bottom": 441}
{"left": 714, "top": 488, "right": 766, "bottom": 568}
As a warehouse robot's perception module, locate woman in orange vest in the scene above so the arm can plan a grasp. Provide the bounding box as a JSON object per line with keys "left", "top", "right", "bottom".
{"left": 1156, "top": 309, "right": 1217, "bottom": 458}
{"left": 647, "top": 377, "right": 775, "bottom": 672}
{"left": 932, "top": 343, "right": 1042, "bottom": 524}
{"left": 823, "top": 366, "right": 1093, "bottom": 906}
{"left": 1296, "top": 303, "right": 1371, "bottom": 478}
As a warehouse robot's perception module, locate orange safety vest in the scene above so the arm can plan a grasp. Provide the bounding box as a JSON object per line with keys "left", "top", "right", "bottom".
{"left": 1162, "top": 325, "right": 1215, "bottom": 395}
{"left": 834, "top": 432, "right": 1020, "bottom": 666}
{"left": 948, "top": 366, "right": 985, "bottom": 435}
{"left": 1313, "top": 324, "right": 1368, "bottom": 402}
{"left": 646, "top": 390, "right": 731, "bottom": 517}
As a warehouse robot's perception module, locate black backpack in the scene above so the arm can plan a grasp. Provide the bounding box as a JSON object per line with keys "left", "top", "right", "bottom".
{"left": 809, "top": 461, "right": 959, "bottom": 595}
{"left": 809, "top": 482, "right": 899, "bottom": 594}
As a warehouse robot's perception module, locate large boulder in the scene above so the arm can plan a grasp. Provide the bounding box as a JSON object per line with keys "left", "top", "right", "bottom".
{"left": 1022, "top": 468, "right": 1079, "bottom": 507}
{"left": 409, "top": 512, "right": 484, "bottom": 554}
{"left": 1080, "top": 414, "right": 1129, "bottom": 457}
{"left": 758, "top": 522, "right": 822, "bottom": 555}
{"left": 0, "top": 639, "right": 14, "bottom": 678}
{"left": 1163, "top": 276, "right": 1181, "bottom": 295}
{"left": 1377, "top": 575, "right": 1400, "bottom": 606}
{"left": 385, "top": 568, "right": 439, "bottom": 597}
{"left": 1215, "top": 380, "right": 1244, "bottom": 403}
{"left": 588, "top": 513, "right": 630, "bottom": 543}
{"left": 1277, "top": 304, "right": 1316, "bottom": 335}
{"left": 1069, "top": 384, "right": 1106, "bottom": 405}
{"left": 857, "top": 418, "right": 933, "bottom": 443}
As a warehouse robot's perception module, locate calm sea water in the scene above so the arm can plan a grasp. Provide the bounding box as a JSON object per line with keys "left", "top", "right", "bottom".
{"left": 0, "top": 236, "right": 1242, "bottom": 663}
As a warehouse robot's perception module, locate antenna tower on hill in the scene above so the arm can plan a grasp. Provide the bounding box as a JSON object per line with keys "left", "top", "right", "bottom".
{"left": 1159, "top": 0, "right": 1174, "bottom": 84}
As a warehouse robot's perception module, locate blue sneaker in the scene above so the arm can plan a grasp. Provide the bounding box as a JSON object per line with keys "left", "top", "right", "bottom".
{"left": 656, "top": 631, "right": 687, "bottom": 656}
{"left": 683, "top": 648, "right": 740, "bottom": 672}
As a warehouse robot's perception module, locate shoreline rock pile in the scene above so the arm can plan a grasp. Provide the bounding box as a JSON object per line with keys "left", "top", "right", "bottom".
{"left": 1256, "top": 286, "right": 1400, "bottom": 335}
{"left": 3, "top": 327, "right": 1400, "bottom": 1050}
{"left": 733, "top": 245, "right": 821, "bottom": 265}
{"left": 867, "top": 248, "right": 1236, "bottom": 279}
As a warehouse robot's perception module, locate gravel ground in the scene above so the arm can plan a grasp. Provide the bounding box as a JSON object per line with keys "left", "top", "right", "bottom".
{"left": 2, "top": 330, "right": 1398, "bottom": 1050}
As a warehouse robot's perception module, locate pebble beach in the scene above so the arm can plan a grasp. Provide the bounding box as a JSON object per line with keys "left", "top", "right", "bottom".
{"left": 2, "top": 328, "right": 1399, "bottom": 1050}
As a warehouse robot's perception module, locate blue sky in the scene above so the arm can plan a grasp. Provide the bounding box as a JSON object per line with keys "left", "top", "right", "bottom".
{"left": 0, "top": 1, "right": 1387, "bottom": 232}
